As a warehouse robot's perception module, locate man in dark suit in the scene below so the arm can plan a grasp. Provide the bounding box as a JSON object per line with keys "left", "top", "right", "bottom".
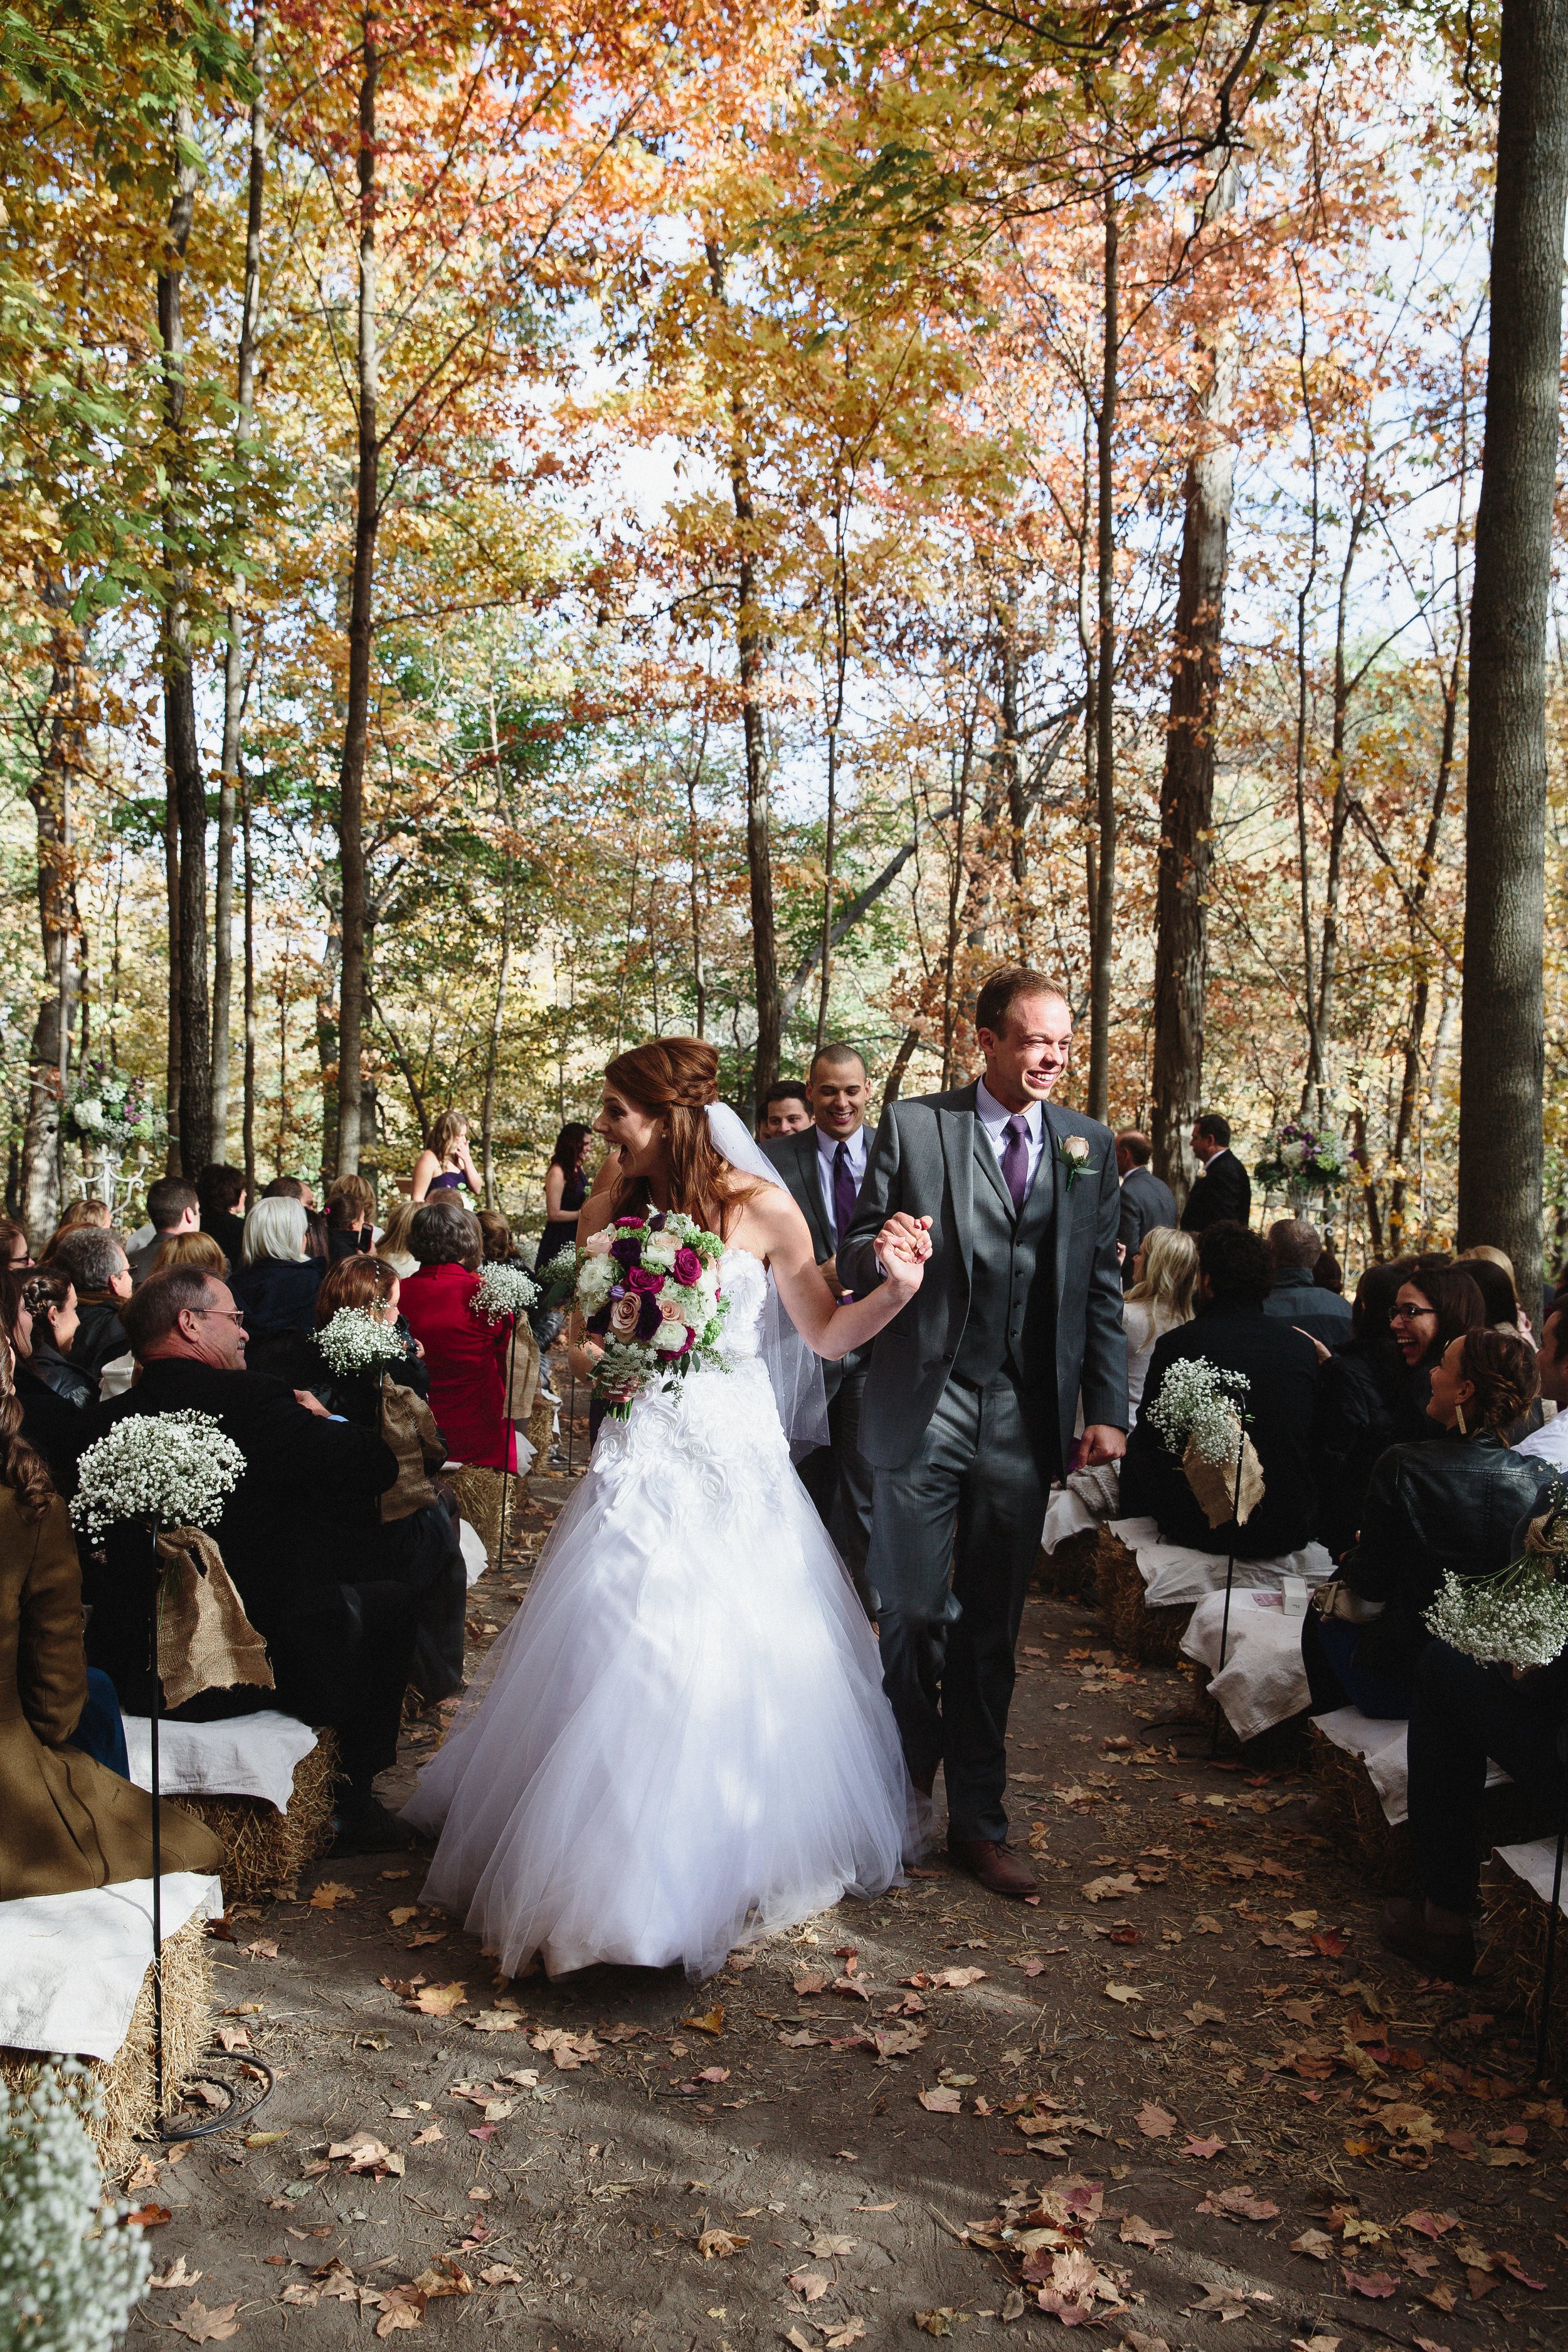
{"left": 125, "top": 1175, "right": 200, "bottom": 1286}
{"left": 840, "top": 968, "right": 1128, "bottom": 1898}
{"left": 765, "top": 1044, "right": 877, "bottom": 1611}
{"left": 65, "top": 1265, "right": 419, "bottom": 1854}
{"left": 1122, "top": 1221, "right": 1320, "bottom": 1558}
{"left": 1180, "top": 1113, "right": 1252, "bottom": 1233}
{"left": 1115, "top": 1130, "right": 1176, "bottom": 1288}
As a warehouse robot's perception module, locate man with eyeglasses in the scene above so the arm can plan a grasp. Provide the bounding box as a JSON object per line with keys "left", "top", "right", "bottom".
{"left": 63, "top": 1264, "right": 421, "bottom": 1854}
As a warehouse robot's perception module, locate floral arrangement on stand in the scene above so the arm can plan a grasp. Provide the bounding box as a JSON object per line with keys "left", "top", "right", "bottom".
{"left": 1145, "top": 1357, "right": 1263, "bottom": 1528}
{"left": 0, "top": 2062, "right": 151, "bottom": 2352}
{"left": 1424, "top": 1476, "right": 1568, "bottom": 1669}
{"left": 1254, "top": 1120, "right": 1348, "bottom": 1204}
{"left": 565, "top": 1212, "right": 728, "bottom": 1417}
{"left": 70, "top": 1410, "right": 245, "bottom": 1540}
{"left": 469, "top": 1261, "right": 541, "bottom": 1325}
{"left": 62, "top": 1059, "right": 157, "bottom": 1222}
{"left": 317, "top": 1306, "right": 407, "bottom": 1380}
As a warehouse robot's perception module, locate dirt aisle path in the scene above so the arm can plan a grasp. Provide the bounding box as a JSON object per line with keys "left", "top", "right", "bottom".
{"left": 125, "top": 1391, "right": 1567, "bottom": 2352}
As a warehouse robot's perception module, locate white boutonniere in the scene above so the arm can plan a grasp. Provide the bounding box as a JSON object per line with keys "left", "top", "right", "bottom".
{"left": 1055, "top": 1132, "right": 1097, "bottom": 1191}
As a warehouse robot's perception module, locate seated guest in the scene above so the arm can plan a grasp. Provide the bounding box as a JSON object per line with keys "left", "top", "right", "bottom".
{"left": 1459, "top": 1249, "right": 1529, "bottom": 1339}
{"left": 1516, "top": 1299, "right": 1568, "bottom": 1470}
{"left": 65, "top": 1267, "right": 417, "bottom": 1852}
{"left": 126, "top": 1176, "right": 199, "bottom": 1286}
{"left": 1303, "top": 1327, "right": 1547, "bottom": 1719}
{"left": 4, "top": 1274, "right": 88, "bottom": 1488}
{"left": 758, "top": 1080, "right": 813, "bottom": 1140}
{"left": 19, "top": 1269, "right": 91, "bottom": 1408}
{"left": 1313, "top": 1247, "right": 1344, "bottom": 1295}
{"left": 198, "top": 1162, "right": 248, "bottom": 1263}
{"left": 42, "top": 1199, "right": 110, "bottom": 1261}
{"left": 0, "top": 1216, "right": 31, "bottom": 1271}
{"left": 1312, "top": 1256, "right": 1414, "bottom": 1559}
{"left": 230, "top": 1195, "right": 325, "bottom": 1365}
{"left": 1123, "top": 1226, "right": 1198, "bottom": 1421}
{"left": 0, "top": 1316, "right": 221, "bottom": 1895}
{"left": 1116, "top": 1130, "right": 1176, "bottom": 1292}
{"left": 376, "top": 1200, "right": 420, "bottom": 1279}
{"left": 1388, "top": 1258, "right": 1487, "bottom": 1438}
{"left": 1122, "top": 1221, "right": 1320, "bottom": 1557}
{"left": 327, "top": 1173, "right": 376, "bottom": 1261}
{"left": 1385, "top": 1594, "right": 1568, "bottom": 1979}
{"left": 477, "top": 1207, "right": 516, "bottom": 1266}
{"left": 48, "top": 1226, "right": 132, "bottom": 1397}
{"left": 398, "top": 1196, "right": 519, "bottom": 1471}
{"left": 1264, "top": 1217, "right": 1352, "bottom": 1348}
{"left": 154, "top": 1229, "right": 230, "bottom": 1281}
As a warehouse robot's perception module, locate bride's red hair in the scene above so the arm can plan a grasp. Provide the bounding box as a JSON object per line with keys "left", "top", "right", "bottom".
{"left": 604, "top": 1037, "right": 755, "bottom": 1238}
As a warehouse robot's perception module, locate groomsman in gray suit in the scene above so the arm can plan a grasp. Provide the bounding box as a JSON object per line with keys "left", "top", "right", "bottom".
{"left": 839, "top": 969, "right": 1128, "bottom": 1897}
{"left": 764, "top": 1044, "right": 877, "bottom": 1613}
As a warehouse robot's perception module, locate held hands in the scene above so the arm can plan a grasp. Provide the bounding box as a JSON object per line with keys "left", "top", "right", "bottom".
{"left": 875, "top": 1213, "right": 931, "bottom": 1303}
{"left": 1080, "top": 1424, "right": 1126, "bottom": 1468}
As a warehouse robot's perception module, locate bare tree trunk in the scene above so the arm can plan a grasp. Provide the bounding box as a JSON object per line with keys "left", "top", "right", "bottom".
{"left": 816, "top": 501, "right": 850, "bottom": 1051}
{"left": 480, "top": 687, "right": 511, "bottom": 1208}
{"left": 164, "top": 775, "right": 182, "bottom": 1175}
{"left": 242, "top": 765, "right": 257, "bottom": 1200}
{"left": 21, "top": 622, "right": 85, "bottom": 1244}
{"left": 336, "top": 9, "right": 379, "bottom": 1177}
{"left": 686, "top": 744, "right": 708, "bottom": 1038}
{"left": 158, "top": 102, "right": 212, "bottom": 1176}
{"left": 1086, "top": 197, "right": 1118, "bottom": 1123}
{"left": 881, "top": 1024, "right": 921, "bottom": 1111}
{"left": 1289, "top": 262, "right": 1327, "bottom": 1110}
{"left": 1388, "top": 625, "right": 1464, "bottom": 1253}
{"left": 1456, "top": 0, "right": 1568, "bottom": 1311}
{"left": 215, "top": 4, "right": 268, "bottom": 1153}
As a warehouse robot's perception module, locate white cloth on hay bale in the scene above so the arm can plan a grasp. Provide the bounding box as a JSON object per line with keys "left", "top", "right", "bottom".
{"left": 123, "top": 1709, "right": 318, "bottom": 1814}
{"left": 1496, "top": 1839, "right": 1568, "bottom": 1918}
{"left": 1180, "top": 1590, "right": 1312, "bottom": 1742}
{"left": 0, "top": 1873, "right": 222, "bottom": 2060}
{"left": 458, "top": 1520, "right": 488, "bottom": 1586}
{"left": 1042, "top": 1464, "right": 1122, "bottom": 1552}
{"left": 1314, "top": 1706, "right": 1511, "bottom": 1826}
{"left": 1108, "top": 1514, "right": 1334, "bottom": 1609}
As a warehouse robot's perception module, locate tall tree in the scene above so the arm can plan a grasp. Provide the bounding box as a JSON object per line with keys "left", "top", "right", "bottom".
{"left": 1456, "top": 0, "right": 1568, "bottom": 1306}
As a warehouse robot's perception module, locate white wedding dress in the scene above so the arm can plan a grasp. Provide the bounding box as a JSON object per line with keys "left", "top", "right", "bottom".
{"left": 401, "top": 1248, "right": 914, "bottom": 1979}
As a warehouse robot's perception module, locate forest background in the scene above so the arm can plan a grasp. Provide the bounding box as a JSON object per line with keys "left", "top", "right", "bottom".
{"left": 3, "top": 0, "right": 1565, "bottom": 1284}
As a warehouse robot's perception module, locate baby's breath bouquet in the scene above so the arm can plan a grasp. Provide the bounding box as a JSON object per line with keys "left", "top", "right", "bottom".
{"left": 70, "top": 1410, "right": 244, "bottom": 1539}
{"left": 470, "top": 1260, "right": 541, "bottom": 1324}
{"left": 1145, "top": 1357, "right": 1263, "bottom": 1528}
{"left": 1424, "top": 1476, "right": 1568, "bottom": 1670}
{"left": 317, "top": 1305, "right": 406, "bottom": 1379}
{"left": 0, "top": 2062, "right": 151, "bottom": 2351}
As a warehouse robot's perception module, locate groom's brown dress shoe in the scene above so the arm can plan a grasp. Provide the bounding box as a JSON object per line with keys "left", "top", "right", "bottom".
{"left": 948, "top": 1838, "right": 1037, "bottom": 1898}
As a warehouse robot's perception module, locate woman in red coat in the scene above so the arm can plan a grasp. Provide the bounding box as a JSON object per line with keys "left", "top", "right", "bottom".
{"left": 398, "top": 1199, "right": 521, "bottom": 1471}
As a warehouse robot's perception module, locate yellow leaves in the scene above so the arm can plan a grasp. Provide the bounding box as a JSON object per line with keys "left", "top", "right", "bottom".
{"left": 308, "top": 1880, "right": 356, "bottom": 1909}
{"left": 168, "top": 2301, "right": 241, "bottom": 2343}
{"left": 696, "top": 2228, "right": 748, "bottom": 2259}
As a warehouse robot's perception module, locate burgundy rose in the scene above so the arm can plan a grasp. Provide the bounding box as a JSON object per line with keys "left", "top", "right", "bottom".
{"left": 627, "top": 1266, "right": 664, "bottom": 1295}
{"left": 613, "top": 1216, "right": 643, "bottom": 1228}
{"left": 647, "top": 1210, "right": 667, "bottom": 1231}
{"left": 635, "top": 1291, "right": 664, "bottom": 1342}
{"left": 611, "top": 1235, "right": 642, "bottom": 1268}
{"left": 672, "top": 1246, "right": 702, "bottom": 1287}
{"left": 586, "top": 1306, "right": 612, "bottom": 1336}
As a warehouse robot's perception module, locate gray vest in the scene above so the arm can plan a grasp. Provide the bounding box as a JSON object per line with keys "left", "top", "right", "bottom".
{"left": 950, "top": 1123, "right": 1056, "bottom": 1387}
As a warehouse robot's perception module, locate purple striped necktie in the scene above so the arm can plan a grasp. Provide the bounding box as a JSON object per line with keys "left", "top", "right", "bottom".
{"left": 1000, "top": 1114, "right": 1030, "bottom": 1209}
{"left": 833, "top": 1139, "right": 859, "bottom": 1247}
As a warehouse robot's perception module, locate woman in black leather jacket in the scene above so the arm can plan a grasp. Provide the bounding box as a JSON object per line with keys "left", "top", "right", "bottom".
{"left": 1303, "top": 1326, "right": 1550, "bottom": 1717}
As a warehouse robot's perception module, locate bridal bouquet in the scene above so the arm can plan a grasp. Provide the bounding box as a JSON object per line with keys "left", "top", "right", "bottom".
{"left": 1424, "top": 1476, "right": 1568, "bottom": 1669}
{"left": 1145, "top": 1356, "right": 1263, "bottom": 1528}
{"left": 571, "top": 1211, "right": 728, "bottom": 1417}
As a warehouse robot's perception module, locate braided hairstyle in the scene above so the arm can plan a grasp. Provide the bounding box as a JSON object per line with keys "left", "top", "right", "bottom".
{"left": 0, "top": 1272, "right": 57, "bottom": 1519}
{"left": 603, "top": 1037, "right": 755, "bottom": 1238}
{"left": 1453, "top": 1325, "right": 1539, "bottom": 1433}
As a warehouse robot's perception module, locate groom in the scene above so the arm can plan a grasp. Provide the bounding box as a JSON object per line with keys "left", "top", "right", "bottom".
{"left": 839, "top": 968, "right": 1128, "bottom": 1896}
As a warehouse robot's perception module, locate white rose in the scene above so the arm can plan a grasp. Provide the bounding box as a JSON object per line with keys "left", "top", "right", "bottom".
{"left": 1281, "top": 1140, "right": 1305, "bottom": 1169}
{"left": 641, "top": 1233, "right": 677, "bottom": 1272}
{"left": 576, "top": 1258, "right": 615, "bottom": 1310}
{"left": 1062, "top": 1134, "right": 1089, "bottom": 1163}
{"left": 652, "top": 1321, "right": 688, "bottom": 1352}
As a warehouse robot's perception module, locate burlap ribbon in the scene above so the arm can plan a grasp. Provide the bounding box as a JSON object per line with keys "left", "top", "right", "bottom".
{"left": 379, "top": 1376, "right": 450, "bottom": 1523}
{"left": 1182, "top": 1428, "right": 1265, "bottom": 1530}
{"left": 154, "top": 1525, "right": 274, "bottom": 1712}
{"left": 503, "top": 1320, "right": 542, "bottom": 1425}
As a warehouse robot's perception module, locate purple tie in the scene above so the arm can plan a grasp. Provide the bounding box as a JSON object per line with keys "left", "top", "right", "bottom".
{"left": 833, "top": 1140, "right": 859, "bottom": 1247}
{"left": 1000, "top": 1114, "right": 1030, "bottom": 1209}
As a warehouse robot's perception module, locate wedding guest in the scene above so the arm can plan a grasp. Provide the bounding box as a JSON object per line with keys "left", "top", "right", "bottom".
{"left": 376, "top": 1199, "right": 420, "bottom": 1279}
{"left": 153, "top": 1230, "right": 230, "bottom": 1281}
{"left": 65, "top": 1266, "right": 418, "bottom": 1853}
{"left": 327, "top": 1172, "right": 376, "bottom": 1261}
{"left": 398, "top": 1196, "right": 520, "bottom": 1470}
{"left": 759, "top": 1081, "right": 813, "bottom": 1140}
{"left": 43, "top": 1199, "right": 110, "bottom": 1261}
{"left": 411, "top": 1110, "right": 481, "bottom": 1203}
{"left": 1311, "top": 1256, "right": 1416, "bottom": 1559}
{"left": 1386, "top": 1602, "right": 1568, "bottom": 1979}
{"left": 18, "top": 1271, "right": 90, "bottom": 1409}
{"left": 1263, "top": 1217, "right": 1352, "bottom": 1348}
{"left": 1115, "top": 1130, "right": 1176, "bottom": 1290}
{"left": 1390, "top": 1259, "right": 1488, "bottom": 1434}
{"left": 1515, "top": 1301, "right": 1568, "bottom": 1471}
{"left": 230, "top": 1195, "right": 325, "bottom": 1359}
{"left": 48, "top": 1227, "right": 132, "bottom": 1397}
{"left": 0, "top": 1216, "right": 31, "bottom": 1271}
{"left": 1123, "top": 1226, "right": 1198, "bottom": 1420}
{"left": 765, "top": 1042, "right": 878, "bottom": 1611}
{"left": 476, "top": 1208, "right": 516, "bottom": 1266}
{"left": 1314, "top": 1247, "right": 1345, "bottom": 1294}
{"left": 4, "top": 1273, "right": 87, "bottom": 1485}
{"left": 539, "top": 1122, "right": 592, "bottom": 1274}
{"left": 125, "top": 1176, "right": 199, "bottom": 1286}
{"left": 1179, "top": 1113, "right": 1251, "bottom": 1234}
{"left": 198, "top": 1162, "right": 247, "bottom": 1263}
{"left": 1303, "top": 1327, "right": 1547, "bottom": 1719}
{"left": 1458, "top": 1250, "right": 1529, "bottom": 1338}
{"left": 1123, "top": 1220, "right": 1319, "bottom": 1558}
{"left": 0, "top": 1325, "right": 222, "bottom": 1897}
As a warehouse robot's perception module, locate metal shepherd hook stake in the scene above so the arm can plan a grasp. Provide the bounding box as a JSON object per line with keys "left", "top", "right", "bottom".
{"left": 1207, "top": 1414, "right": 1248, "bottom": 1760}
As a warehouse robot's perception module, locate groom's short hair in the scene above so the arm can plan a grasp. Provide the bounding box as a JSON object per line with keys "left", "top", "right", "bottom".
{"left": 974, "top": 965, "right": 1069, "bottom": 1039}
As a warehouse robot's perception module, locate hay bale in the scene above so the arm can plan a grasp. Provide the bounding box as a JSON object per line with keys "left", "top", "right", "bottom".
{"left": 1484, "top": 1863, "right": 1568, "bottom": 2069}
{"left": 449, "top": 1462, "right": 506, "bottom": 1571}
{"left": 525, "top": 1384, "right": 554, "bottom": 1481}
{"left": 1098, "top": 1533, "right": 1192, "bottom": 1665}
{"left": 1309, "top": 1722, "right": 1409, "bottom": 1885}
{"left": 177, "top": 1728, "right": 338, "bottom": 1905}
{"left": 1, "top": 1910, "right": 213, "bottom": 2180}
{"left": 1036, "top": 1525, "right": 1100, "bottom": 1599}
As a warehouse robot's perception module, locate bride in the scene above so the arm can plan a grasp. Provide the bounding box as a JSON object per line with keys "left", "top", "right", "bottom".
{"left": 401, "top": 1036, "right": 931, "bottom": 1979}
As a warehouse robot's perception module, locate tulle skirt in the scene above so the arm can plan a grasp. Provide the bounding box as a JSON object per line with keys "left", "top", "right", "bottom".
{"left": 401, "top": 1357, "right": 914, "bottom": 1979}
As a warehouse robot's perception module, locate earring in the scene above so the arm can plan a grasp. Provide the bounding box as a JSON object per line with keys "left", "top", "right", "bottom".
{"left": 1454, "top": 1402, "right": 1467, "bottom": 1435}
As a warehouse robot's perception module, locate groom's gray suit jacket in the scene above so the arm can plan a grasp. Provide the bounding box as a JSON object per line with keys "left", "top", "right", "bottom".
{"left": 838, "top": 1084, "right": 1128, "bottom": 1474}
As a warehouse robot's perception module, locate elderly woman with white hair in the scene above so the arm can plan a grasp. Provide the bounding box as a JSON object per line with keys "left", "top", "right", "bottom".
{"left": 230, "top": 1193, "right": 326, "bottom": 1350}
